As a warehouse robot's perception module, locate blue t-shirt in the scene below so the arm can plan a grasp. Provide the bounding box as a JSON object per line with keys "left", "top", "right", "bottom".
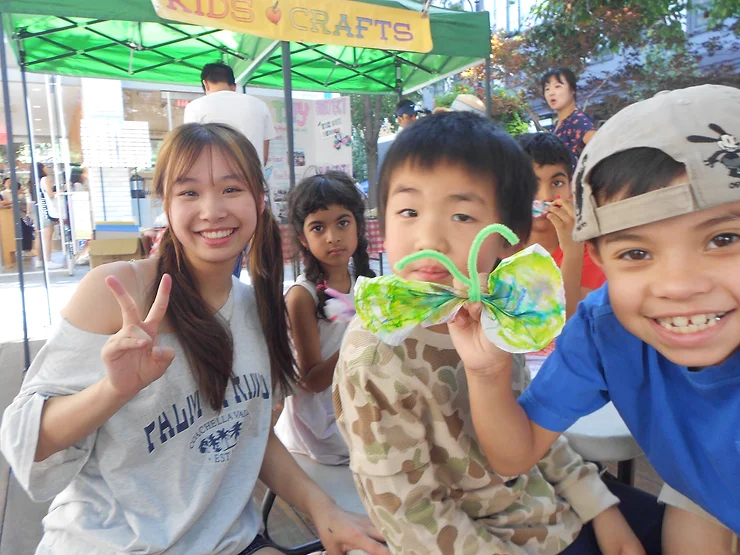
{"left": 519, "top": 285, "right": 740, "bottom": 532}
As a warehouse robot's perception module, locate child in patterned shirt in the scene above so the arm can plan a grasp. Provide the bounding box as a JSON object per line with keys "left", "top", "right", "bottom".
{"left": 333, "top": 112, "right": 664, "bottom": 554}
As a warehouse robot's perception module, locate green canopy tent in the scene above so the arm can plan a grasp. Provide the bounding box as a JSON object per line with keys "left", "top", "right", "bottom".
{"left": 1, "top": 0, "right": 491, "bottom": 94}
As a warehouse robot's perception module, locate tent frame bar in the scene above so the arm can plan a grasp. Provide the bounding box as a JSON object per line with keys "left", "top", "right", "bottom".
{"left": 16, "top": 18, "right": 259, "bottom": 78}
{"left": 252, "top": 43, "right": 443, "bottom": 94}
{"left": 18, "top": 46, "right": 52, "bottom": 326}
{"left": 0, "top": 13, "right": 31, "bottom": 370}
{"left": 161, "top": 23, "right": 247, "bottom": 61}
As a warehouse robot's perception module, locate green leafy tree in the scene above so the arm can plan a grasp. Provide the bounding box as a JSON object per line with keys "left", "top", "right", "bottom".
{"left": 350, "top": 94, "right": 396, "bottom": 206}
{"left": 434, "top": 82, "right": 478, "bottom": 108}
{"left": 434, "top": 83, "right": 532, "bottom": 136}
{"left": 351, "top": 126, "right": 368, "bottom": 183}
{"left": 350, "top": 93, "right": 420, "bottom": 207}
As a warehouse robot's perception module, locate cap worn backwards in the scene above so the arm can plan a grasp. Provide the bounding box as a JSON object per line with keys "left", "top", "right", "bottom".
{"left": 572, "top": 84, "right": 740, "bottom": 241}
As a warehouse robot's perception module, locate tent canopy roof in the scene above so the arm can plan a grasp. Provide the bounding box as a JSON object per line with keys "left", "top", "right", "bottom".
{"left": 2, "top": 0, "right": 491, "bottom": 94}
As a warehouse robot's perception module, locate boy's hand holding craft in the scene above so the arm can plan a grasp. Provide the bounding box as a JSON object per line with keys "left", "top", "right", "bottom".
{"left": 101, "top": 274, "right": 176, "bottom": 401}
{"left": 355, "top": 224, "right": 566, "bottom": 368}
{"left": 448, "top": 272, "right": 514, "bottom": 377}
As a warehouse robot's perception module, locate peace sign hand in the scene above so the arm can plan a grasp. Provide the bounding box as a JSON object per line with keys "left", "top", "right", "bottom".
{"left": 101, "top": 274, "right": 176, "bottom": 401}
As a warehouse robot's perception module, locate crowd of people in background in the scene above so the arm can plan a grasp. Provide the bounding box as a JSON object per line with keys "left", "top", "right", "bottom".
{"left": 0, "top": 161, "right": 93, "bottom": 270}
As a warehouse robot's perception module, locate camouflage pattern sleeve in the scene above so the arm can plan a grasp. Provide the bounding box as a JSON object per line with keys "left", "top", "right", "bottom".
{"left": 333, "top": 321, "right": 509, "bottom": 554}
{"left": 511, "top": 354, "right": 531, "bottom": 398}
{"left": 534, "top": 436, "right": 619, "bottom": 523}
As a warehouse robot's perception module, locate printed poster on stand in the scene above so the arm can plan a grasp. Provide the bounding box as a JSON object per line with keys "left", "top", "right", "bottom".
{"left": 261, "top": 95, "right": 353, "bottom": 223}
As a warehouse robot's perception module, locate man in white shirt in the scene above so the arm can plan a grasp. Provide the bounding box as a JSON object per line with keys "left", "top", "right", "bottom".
{"left": 184, "top": 62, "right": 276, "bottom": 166}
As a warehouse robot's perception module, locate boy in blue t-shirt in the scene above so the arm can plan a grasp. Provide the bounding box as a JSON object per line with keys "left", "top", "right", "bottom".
{"left": 446, "top": 85, "right": 739, "bottom": 553}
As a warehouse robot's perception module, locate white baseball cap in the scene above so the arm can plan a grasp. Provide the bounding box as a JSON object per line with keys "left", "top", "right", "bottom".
{"left": 450, "top": 94, "right": 487, "bottom": 115}
{"left": 572, "top": 85, "right": 740, "bottom": 241}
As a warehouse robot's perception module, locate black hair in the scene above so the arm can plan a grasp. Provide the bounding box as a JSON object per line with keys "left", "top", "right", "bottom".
{"left": 587, "top": 147, "right": 686, "bottom": 206}
{"left": 378, "top": 111, "right": 537, "bottom": 243}
{"left": 519, "top": 133, "right": 574, "bottom": 177}
{"left": 1, "top": 177, "right": 21, "bottom": 194}
{"left": 28, "top": 162, "right": 47, "bottom": 202}
{"left": 2, "top": 176, "right": 20, "bottom": 192}
{"left": 288, "top": 171, "right": 376, "bottom": 320}
{"left": 201, "top": 62, "right": 236, "bottom": 87}
{"left": 35, "top": 162, "right": 47, "bottom": 181}
{"left": 540, "top": 68, "right": 578, "bottom": 98}
{"left": 396, "top": 99, "right": 417, "bottom": 117}
{"left": 70, "top": 166, "right": 84, "bottom": 184}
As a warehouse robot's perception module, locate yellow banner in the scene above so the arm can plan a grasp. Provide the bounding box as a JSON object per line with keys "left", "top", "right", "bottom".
{"left": 152, "top": 0, "right": 433, "bottom": 53}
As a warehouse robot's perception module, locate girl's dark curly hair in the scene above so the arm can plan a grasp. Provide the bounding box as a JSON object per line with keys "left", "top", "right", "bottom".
{"left": 288, "top": 171, "right": 375, "bottom": 319}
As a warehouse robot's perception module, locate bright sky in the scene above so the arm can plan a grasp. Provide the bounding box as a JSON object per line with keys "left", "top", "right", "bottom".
{"left": 481, "top": 0, "right": 538, "bottom": 31}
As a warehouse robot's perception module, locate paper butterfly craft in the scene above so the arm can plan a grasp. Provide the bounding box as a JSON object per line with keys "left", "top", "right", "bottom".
{"left": 333, "top": 133, "right": 351, "bottom": 150}
{"left": 532, "top": 200, "right": 552, "bottom": 218}
{"left": 323, "top": 287, "right": 356, "bottom": 323}
{"left": 354, "top": 224, "right": 566, "bottom": 353}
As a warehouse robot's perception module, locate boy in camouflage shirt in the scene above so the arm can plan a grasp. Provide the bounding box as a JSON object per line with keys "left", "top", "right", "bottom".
{"left": 333, "top": 113, "right": 665, "bottom": 554}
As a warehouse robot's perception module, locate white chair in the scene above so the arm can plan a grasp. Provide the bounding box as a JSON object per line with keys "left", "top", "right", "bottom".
{"left": 564, "top": 402, "right": 643, "bottom": 484}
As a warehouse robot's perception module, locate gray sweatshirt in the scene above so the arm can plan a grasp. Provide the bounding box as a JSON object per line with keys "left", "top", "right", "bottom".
{"left": 1, "top": 277, "right": 273, "bottom": 554}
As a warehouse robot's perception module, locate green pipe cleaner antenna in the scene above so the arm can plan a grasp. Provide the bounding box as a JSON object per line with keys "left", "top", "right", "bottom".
{"left": 395, "top": 249, "right": 469, "bottom": 285}
{"left": 394, "top": 224, "right": 519, "bottom": 303}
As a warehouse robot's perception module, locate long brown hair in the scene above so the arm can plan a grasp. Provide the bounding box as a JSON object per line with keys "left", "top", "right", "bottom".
{"left": 153, "top": 123, "right": 296, "bottom": 411}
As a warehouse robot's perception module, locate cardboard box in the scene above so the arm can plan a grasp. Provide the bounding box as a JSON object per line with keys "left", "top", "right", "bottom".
{"left": 89, "top": 238, "right": 145, "bottom": 269}
{"left": 94, "top": 221, "right": 140, "bottom": 240}
{"left": 94, "top": 231, "right": 141, "bottom": 240}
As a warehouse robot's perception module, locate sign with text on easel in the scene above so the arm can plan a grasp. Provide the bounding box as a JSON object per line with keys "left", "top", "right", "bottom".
{"left": 262, "top": 95, "right": 352, "bottom": 223}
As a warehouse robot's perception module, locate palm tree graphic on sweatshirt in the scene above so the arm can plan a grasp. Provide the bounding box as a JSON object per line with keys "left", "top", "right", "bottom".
{"left": 199, "top": 421, "right": 243, "bottom": 454}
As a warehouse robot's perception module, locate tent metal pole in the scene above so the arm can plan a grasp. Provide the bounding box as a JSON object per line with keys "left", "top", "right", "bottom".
{"left": 1, "top": 15, "right": 31, "bottom": 370}
{"left": 395, "top": 61, "right": 403, "bottom": 102}
{"left": 44, "top": 75, "right": 63, "bottom": 205}
{"left": 44, "top": 73, "right": 66, "bottom": 272}
{"left": 99, "top": 167, "right": 107, "bottom": 220}
{"left": 20, "top": 47, "right": 53, "bottom": 326}
{"left": 281, "top": 41, "right": 295, "bottom": 191}
{"left": 165, "top": 91, "right": 173, "bottom": 132}
{"left": 485, "top": 47, "right": 492, "bottom": 118}
{"left": 54, "top": 75, "right": 71, "bottom": 190}
{"left": 54, "top": 74, "right": 74, "bottom": 261}
{"left": 484, "top": 26, "right": 493, "bottom": 118}
{"left": 281, "top": 41, "right": 299, "bottom": 278}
